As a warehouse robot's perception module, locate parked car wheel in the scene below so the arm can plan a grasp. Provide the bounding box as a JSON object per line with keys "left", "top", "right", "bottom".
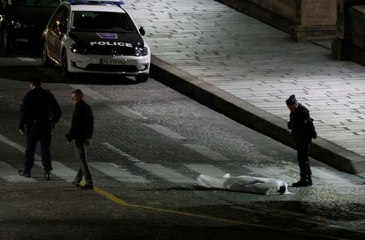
{"left": 0, "top": 26, "right": 14, "bottom": 53}
{"left": 42, "top": 41, "right": 53, "bottom": 67}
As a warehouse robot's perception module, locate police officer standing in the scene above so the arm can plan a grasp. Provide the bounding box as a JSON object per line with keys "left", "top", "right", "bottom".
{"left": 286, "top": 94, "right": 316, "bottom": 187}
{"left": 19, "top": 78, "right": 62, "bottom": 180}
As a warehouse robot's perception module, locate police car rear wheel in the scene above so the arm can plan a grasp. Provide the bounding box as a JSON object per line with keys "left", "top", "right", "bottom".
{"left": 136, "top": 74, "right": 148, "bottom": 83}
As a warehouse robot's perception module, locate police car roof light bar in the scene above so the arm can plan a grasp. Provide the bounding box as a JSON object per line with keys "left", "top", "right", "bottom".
{"left": 67, "top": 0, "right": 124, "bottom": 5}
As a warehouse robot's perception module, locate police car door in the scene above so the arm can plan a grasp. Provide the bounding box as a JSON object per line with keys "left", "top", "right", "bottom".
{"left": 47, "top": 5, "right": 68, "bottom": 63}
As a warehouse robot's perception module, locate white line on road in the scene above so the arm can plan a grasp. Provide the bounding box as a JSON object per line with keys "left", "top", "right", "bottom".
{"left": 16, "top": 57, "right": 36, "bottom": 62}
{"left": 70, "top": 85, "right": 148, "bottom": 120}
{"left": 90, "top": 162, "right": 149, "bottom": 183}
{"left": 110, "top": 104, "right": 147, "bottom": 120}
{"left": 102, "top": 142, "right": 143, "bottom": 164}
{"left": 184, "top": 164, "right": 226, "bottom": 177}
{"left": 184, "top": 144, "right": 230, "bottom": 161}
{"left": 0, "top": 161, "right": 36, "bottom": 182}
{"left": 102, "top": 142, "right": 195, "bottom": 184}
{"left": 0, "top": 134, "right": 76, "bottom": 181}
{"left": 137, "top": 163, "right": 195, "bottom": 184}
{"left": 144, "top": 124, "right": 187, "bottom": 140}
{"left": 51, "top": 161, "right": 77, "bottom": 182}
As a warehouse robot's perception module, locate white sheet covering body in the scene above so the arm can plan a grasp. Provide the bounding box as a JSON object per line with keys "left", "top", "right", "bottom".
{"left": 197, "top": 174, "right": 289, "bottom": 195}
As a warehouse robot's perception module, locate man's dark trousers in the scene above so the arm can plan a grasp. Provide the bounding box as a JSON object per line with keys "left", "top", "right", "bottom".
{"left": 296, "top": 141, "right": 312, "bottom": 182}
{"left": 24, "top": 121, "right": 53, "bottom": 172}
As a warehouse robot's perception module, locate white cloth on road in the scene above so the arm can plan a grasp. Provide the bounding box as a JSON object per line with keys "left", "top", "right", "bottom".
{"left": 197, "top": 173, "right": 290, "bottom": 195}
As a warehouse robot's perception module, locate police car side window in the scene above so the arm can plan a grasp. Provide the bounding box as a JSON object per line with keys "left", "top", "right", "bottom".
{"left": 49, "top": 6, "right": 68, "bottom": 32}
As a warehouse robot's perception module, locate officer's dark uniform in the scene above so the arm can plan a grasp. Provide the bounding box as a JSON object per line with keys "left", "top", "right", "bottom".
{"left": 287, "top": 96, "right": 314, "bottom": 187}
{"left": 19, "top": 84, "right": 62, "bottom": 177}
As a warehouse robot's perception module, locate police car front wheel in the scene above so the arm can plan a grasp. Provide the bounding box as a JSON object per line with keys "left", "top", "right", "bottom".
{"left": 61, "top": 51, "right": 72, "bottom": 79}
{"left": 42, "top": 42, "right": 53, "bottom": 67}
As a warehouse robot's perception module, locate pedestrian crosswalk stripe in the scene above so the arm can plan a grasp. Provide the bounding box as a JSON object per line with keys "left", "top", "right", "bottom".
{"left": 0, "top": 134, "right": 25, "bottom": 153}
{"left": 102, "top": 142, "right": 143, "bottom": 164}
{"left": 184, "top": 144, "right": 230, "bottom": 161}
{"left": 89, "top": 162, "right": 149, "bottom": 183}
{"left": 49, "top": 161, "right": 77, "bottom": 182}
{"left": 137, "top": 164, "right": 195, "bottom": 184}
{"left": 0, "top": 161, "right": 36, "bottom": 182}
{"left": 184, "top": 164, "right": 226, "bottom": 177}
{"left": 144, "top": 124, "right": 187, "bottom": 140}
{"left": 17, "top": 57, "right": 36, "bottom": 62}
{"left": 110, "top": 104, "right": 147, "bottom": 120}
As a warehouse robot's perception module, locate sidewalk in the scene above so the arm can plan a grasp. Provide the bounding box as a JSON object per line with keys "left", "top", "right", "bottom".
{"left": 127, "top": 0, "right": 365, "bottom": 175}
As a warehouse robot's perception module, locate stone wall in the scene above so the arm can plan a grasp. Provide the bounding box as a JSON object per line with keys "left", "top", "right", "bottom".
{"left": 331, "top": 0, "right": 365, "bottom": 64}
{"left": 217, "top": 0, "right": 337, "bottom": 41}
{"left": 350, "top": 6, "right": 365, "bottom": 65}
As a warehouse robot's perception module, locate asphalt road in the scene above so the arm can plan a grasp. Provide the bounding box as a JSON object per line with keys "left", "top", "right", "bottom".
{"left": 0, "top": 53, "right": 364, "bottom": 239}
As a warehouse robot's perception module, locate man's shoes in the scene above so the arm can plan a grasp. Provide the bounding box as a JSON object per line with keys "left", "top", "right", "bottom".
{"left": 18, "top": 170, "right": 31, "bottom": 178}
{"left": 80, "top": 184, "right": 94, "bottom": 190}
{"left": 307, "top": 178, "right": 312, "bottom": 186}
{"left": 292, "top": 179, "right": 309, "bottom": 187}
{"left": 307, "top": 175, "right": 312, "bottom": 186}
{"left": 44, "top": 171, "right": 51, "bottom": 181}
{"left": 72, "top": 181, "right": 80, "bottom": 187}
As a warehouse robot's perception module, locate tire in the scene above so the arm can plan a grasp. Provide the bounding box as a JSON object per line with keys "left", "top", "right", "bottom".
{"left": 42, "top": 41, "right": 53, "bottom": 67}
{"left": 0, "top": 26, "right": 14, "bottom": 54}
{"left": 136, "top": 74, "right": 148, "bottom": 83}
{"left": 61, "top": 50, "right": 72, "bottom": 79}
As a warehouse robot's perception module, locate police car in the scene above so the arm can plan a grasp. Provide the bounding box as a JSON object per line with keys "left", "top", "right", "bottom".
{"left": 42, "top": 0, "right": 150, "bottom": 82}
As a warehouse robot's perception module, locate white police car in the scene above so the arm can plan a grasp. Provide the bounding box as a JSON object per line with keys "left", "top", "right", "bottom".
{"left": 42, "top": 0, "right": 150, "bottom": 82}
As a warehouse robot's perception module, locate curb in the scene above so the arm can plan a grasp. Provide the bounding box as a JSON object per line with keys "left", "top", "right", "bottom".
{"left": 150, "top": 55, "right": 365, "bottom": 175}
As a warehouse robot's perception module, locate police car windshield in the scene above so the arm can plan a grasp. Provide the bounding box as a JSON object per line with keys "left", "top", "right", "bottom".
{"left": 72, "top": 11, "right": 137, "bottom": 33}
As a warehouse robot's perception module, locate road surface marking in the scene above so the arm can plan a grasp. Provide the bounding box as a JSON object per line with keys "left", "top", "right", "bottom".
{"left": 51, "top": 161, "right": 77, "bottom": 182}
{"left": 17, "top": 57, "right": 36, "bottom": 62}
{"left": 91, "top": 188, "right": 345, "bottom": 240}
{"left": 102, "top": 142, "right": 143, "bottom": 164}
{"left": 184, "top": 164, "right": 226, "bottom": 177}
{"left": 137, "top": 163, "right": 195, "bottom": 184}
{"left": 144, "top": 124, "right": 187, "bottom": 140}
{"left": 184, "top": 144, "right": 230, "bottom": 161}
{"left": 109, "top": 104, "right": 147, "bottom": 120}
{"left": 0, "top": 161, "right": 36, "bottom": 182}
{"left": 90, "top": 162, "right": 149, "bottom": 183}
{"left": 70, "top": 85, "right": 148, "bottom": 120}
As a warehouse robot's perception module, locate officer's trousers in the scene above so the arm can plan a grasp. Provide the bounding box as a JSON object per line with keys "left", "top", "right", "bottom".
{"left": 24, "top": 122, "right": 53, "bottom": 172}
{"left": 296, "top": 141, "right": 312, "bottom": 181}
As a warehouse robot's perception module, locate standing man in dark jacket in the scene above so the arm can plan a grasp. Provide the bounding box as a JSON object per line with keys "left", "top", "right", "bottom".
{"left": 286, "top": 94, "right": 316, "bottom": 187}
{"left": 66, "top": 89, "right": 94, "bottom": 190}
{"left": 19, "top": 78, "right": 62, "bottom": 180}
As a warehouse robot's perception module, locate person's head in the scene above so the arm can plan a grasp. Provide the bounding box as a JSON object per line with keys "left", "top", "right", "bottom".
{"left": 286, "top": 94, "right": 298, "bottom": 112}
{"left": 30, "top": 78, "right": 42, "bottom": 89}
{"left": 71, "top": 89, "right": 83, "bottom": 105}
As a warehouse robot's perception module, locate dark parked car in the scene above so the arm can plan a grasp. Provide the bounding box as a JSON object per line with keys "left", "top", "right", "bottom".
{"left": 0, "top": 0, "right": 60, "bottom": 53}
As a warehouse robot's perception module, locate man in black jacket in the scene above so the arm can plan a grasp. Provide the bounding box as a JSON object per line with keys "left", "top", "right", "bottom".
{"left": 286, "top": 94, "right": 315, "bottom": 187}
{"left": 66, "top": 89, "right": 94, "bottom": 190}
{"left": 19, "top": 78, "right": 62, "bottom": 180}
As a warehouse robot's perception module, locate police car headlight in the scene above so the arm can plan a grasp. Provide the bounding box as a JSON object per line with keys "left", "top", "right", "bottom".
{"left": 71, "top": 44, "right": 88, "bottom": 54}
{"left": 134, "top": 47, "right": 148, "bottom": 56}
